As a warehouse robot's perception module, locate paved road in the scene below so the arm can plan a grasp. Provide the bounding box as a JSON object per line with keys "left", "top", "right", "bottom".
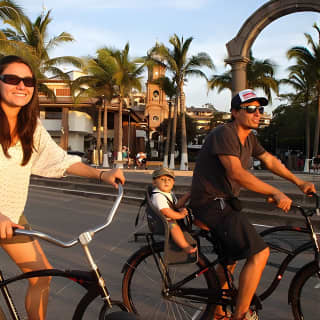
{"left": 0, "top": 188, "right": 318, "bottom": 319}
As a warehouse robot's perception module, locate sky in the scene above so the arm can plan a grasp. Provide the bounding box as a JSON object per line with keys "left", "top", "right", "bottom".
{"left": 12, "top": 1, "right": 320, "bottom": 112}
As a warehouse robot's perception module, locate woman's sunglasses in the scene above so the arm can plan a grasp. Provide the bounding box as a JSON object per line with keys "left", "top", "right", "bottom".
{"left": 239, "top": 105, "right": 264, "bottom": 114}
{"left": 0, "top": 74, "right": 36, "bottom": 87}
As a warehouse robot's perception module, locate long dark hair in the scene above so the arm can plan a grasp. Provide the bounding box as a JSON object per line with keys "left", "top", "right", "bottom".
{"left": 0, "top": 55, "right": 39, "bottom": 166}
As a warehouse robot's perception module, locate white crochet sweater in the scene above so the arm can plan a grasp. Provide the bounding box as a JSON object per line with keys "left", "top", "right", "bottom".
{"left": 0, "top": 121, "right": 81, "bottom": 223}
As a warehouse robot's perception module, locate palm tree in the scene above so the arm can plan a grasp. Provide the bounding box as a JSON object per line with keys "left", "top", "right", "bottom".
{"left": 101, "top": 43, "right": 145, "bottom": 166}
{"left": 0, "top": 8, "right": 82, "bottom": 95}
{"left": 154, "top": 76, "right": 177, "bottom": 167}
{"left": 281, "top": 63, "right": 314, "bottom": 159}
{"left": 287, "top": 22, "right": 320, "bottom": 157}
{"left": 72, "top": 49, "right": 117, "bottom": 167}
{"left": 0, "top": 0, "right": 24, "bottom": 21}
{"left": 208, "top": 50, "right": 279, "bottom": 102}
{"left": 151, "top": 34, "right": 214, "bottom": 170}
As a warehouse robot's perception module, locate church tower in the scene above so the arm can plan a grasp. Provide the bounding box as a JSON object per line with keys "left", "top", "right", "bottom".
{"left": 145, "top": 62, "right": 169, "bottom": 131}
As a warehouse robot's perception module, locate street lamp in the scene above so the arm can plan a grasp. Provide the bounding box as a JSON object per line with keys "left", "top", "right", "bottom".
{"left": 127, "top": 109, "right": 131, "bottom": 165}
{"left": 146, "top": 115, "right": 151, "bottom": 159}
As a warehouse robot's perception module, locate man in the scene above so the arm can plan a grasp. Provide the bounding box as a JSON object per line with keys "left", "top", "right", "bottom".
{"left": 190, "top": 89, "right": 316, "bottom": 320}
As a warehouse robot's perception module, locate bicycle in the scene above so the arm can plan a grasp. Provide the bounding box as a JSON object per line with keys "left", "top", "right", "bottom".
{"left": 0, "top": 182, "right": 139, "bottom": 320}
{"left": 121, "top": 192, "right": 320, "bottom": 320}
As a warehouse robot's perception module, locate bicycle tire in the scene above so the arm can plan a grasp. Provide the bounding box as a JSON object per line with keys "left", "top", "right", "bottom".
{"left": 290, "top": 261, "right": 320, "bottom": 320}
{"left": 122, "top": 242, "right": 218, "bottom": 320}
{"left": 257, "top": 226, "right": 313, "bottom": 301}
{"left": 102, "top": 310, "right": 139, "bottom": 320}
{"left": 73, "top": 286, "right": 128, "bottom": 320}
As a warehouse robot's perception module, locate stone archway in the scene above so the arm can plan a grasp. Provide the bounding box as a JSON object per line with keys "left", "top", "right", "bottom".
{"left": 225, "top": 0, "right": 320, "bottom": 96}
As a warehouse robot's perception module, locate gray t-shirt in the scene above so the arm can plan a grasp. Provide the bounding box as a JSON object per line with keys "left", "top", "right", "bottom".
{"left": 191, "top": 122, "right": 265, "bottom": 207}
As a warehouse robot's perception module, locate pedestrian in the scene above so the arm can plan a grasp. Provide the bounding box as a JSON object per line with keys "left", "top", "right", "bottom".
{"left": 135, "top": 151, "right": 147, "bottom": 169}
{"left": 0, "top": 55, "right": 125, "bottom": 320}
{"left": 151, "top": 168, "right": 196, "bottom": 254}
{"left": 190, "top": 89, "right": 316, "bottom": 320}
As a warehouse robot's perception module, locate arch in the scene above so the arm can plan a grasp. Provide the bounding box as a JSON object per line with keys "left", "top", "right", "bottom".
{"left": 225, "top": 0, "right": 320, "bottom": 96}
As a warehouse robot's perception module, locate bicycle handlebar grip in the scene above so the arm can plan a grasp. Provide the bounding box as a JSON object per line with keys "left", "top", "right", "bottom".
{"left": 115, "top": 178, "right": 122, "bottom": 185}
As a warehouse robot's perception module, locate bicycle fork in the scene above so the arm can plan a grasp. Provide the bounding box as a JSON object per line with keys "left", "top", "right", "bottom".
{"left": 79, "top": 232, "right": 112, "bottom": 308}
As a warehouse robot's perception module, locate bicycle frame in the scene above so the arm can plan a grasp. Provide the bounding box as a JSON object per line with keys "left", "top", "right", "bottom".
{"left": 0, "top": 184, "right": 129, "bottom": 320}
{"left": 258, "top": 198, "right": 320, "bottom": 302}
{"left": 129, "top": 232, "right": 242, "bottom": 310}
{"left": 126, "top": 194, "right": 320, "bottom": 316}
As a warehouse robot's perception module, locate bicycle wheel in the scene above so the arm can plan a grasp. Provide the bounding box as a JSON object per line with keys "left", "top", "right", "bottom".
{"left": 103, "top": 310, "right": 139, "bottom": 319}
{"left": 257, "top": 226, "right": 313, "bottom": 301}
{"left": 73, "top": 286, "right": 128, "bottom": 320}
{"left": 290, "top": 262, "right": 320, "bottom": 320}
{"left": 122, "top": 242, "right": 218, "bottom": 320}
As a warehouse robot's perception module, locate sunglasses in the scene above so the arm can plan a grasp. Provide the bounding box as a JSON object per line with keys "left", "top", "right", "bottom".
{"left": 239, "top": 105, "right": 264, "bottom": 114}
{"left": 0, "top": 74, "right": 36, "bottom": 87}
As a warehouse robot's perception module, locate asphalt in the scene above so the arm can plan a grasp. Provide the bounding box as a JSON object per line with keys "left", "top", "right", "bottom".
{"left": 30, "top": 168, "right": 320, "bottom": 227}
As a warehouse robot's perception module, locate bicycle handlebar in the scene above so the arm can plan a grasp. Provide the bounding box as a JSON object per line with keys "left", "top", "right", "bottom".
{"left": 13, "top": 183, "right": 124, "bottom": 248}
{"left": 291, "top": 192, "right": 320, "bottom": 217}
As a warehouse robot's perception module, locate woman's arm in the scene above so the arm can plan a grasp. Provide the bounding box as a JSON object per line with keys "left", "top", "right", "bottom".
{"left": 66, "top": 162, "right": 125, "bottom": 188}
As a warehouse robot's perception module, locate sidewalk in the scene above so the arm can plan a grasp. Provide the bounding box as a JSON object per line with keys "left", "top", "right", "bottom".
{"left": 122, "top": 168, "right": 319, "bottom": 190}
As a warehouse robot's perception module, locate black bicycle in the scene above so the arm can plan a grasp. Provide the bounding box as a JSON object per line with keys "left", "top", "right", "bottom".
{"left": 121, "top": 193, "right": 320, "bottom": 320}
{"left": 0, "top": 183, "right": 138, "bottom": 320}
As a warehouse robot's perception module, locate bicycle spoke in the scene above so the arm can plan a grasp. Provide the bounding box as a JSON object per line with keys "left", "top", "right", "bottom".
{"left": 122, "top": 245, "right": 216, "bottom": 320}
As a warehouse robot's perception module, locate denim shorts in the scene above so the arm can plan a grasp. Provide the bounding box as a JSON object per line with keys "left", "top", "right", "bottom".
{"left": 193, "top": 200, "right": 268, "bottom": 264}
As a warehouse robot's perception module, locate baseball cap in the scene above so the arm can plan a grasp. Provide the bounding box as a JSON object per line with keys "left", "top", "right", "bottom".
{"left": 152, "top": 168, "right": 175, "bottom": 180}
{"left": 231, "top": 89, "right": 268, "bottom": 110}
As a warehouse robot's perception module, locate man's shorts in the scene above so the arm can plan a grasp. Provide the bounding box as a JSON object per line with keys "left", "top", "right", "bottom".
{"left": 193, "top": 200, "right": 268, "bottom": 264}
{"left": 0, "top": 214, "right": 34, "bottom": 245}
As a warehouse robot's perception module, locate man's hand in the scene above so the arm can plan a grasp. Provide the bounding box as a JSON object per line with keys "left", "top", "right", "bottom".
{"left": 297, "top": 181, "right": 316, "bottom": 195}
{"left": 100, "top": 168, "right": 125, "bottom": 188}
{"left": 0, "top": 213, "right": 24, "bottom": 240}
{"left": 268, "top": 192, "right": 292, "bottom": 213}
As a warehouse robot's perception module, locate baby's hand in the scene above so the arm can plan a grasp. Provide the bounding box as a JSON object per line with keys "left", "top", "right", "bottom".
{"left": 178, "top": 208, "right": 188, "bottom": 217}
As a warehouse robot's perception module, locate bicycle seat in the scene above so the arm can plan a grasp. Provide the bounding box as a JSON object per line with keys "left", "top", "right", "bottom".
{"left": 193, "top": 219, "right": 210, "bottom": 231}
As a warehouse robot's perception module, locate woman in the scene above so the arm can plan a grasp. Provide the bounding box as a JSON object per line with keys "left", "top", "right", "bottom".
{"left": 0, "top": 55, "right": 125, "bottom": 320}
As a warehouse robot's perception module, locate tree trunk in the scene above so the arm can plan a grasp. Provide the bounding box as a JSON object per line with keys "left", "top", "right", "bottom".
{"left": 313, "top": 85, "right": 320, "bottom": 157}
{"left": 169, "top": 95, "right": 178, "bottom": 169}
{"left": 163, "top": 101, "right": 172, "bottom": 168}
{"left": 305, "top": 92, "right": 310, "bottom": 160}
{"left": 102, "top": 100, "right": 109, "bottom": 168}
{"left": 117, "top": 97, "right": 123, "bottom": 167}
{"left": 96, "top": 105, "right": 102, "bottom": 165}
{"left": 179, "top": 89, "right": 188, "bottom": 170}
{"left": 60, "top": 107, "right": 69, "bottom": 150}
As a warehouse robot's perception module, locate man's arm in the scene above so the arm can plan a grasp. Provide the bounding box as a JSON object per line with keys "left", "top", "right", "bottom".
{"left": 258, "top": 152, "right": 316, "bottom": 194}
{"left": 219, "top": 155, "right": 292, "bottom": 212}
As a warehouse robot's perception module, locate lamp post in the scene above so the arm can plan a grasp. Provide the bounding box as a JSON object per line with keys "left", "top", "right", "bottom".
{"left": 146, "top": 115, "right": 151, "bottom": 159}
{"left": 102, "top": 95, "right": 110, "bottom": 168}
{"left": 127, "top": 109, "right": 131, "bottom": 167}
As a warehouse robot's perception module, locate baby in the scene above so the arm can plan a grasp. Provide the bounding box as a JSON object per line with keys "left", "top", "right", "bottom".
{"left": 151, "top": 168, "right": 196, "bottom": 254}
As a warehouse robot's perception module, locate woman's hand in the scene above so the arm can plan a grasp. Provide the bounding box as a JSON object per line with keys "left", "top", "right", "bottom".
{"left": 0, "top": 213, "right": 24, "bottom": 240}
{"left": 100, "top": 168, "right": 125, "bottom": 188}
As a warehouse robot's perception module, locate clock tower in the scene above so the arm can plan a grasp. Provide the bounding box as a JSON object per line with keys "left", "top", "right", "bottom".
{"left": 145, "top": 63, "right": 169, "bottom": 131}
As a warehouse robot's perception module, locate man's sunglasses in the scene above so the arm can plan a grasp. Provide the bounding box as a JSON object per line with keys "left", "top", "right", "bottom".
{"left": 239, "top": 105, "right": 264, "bottom": 114}
{"left": 0, "top": 74, "right": 36, "bottom": 87}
